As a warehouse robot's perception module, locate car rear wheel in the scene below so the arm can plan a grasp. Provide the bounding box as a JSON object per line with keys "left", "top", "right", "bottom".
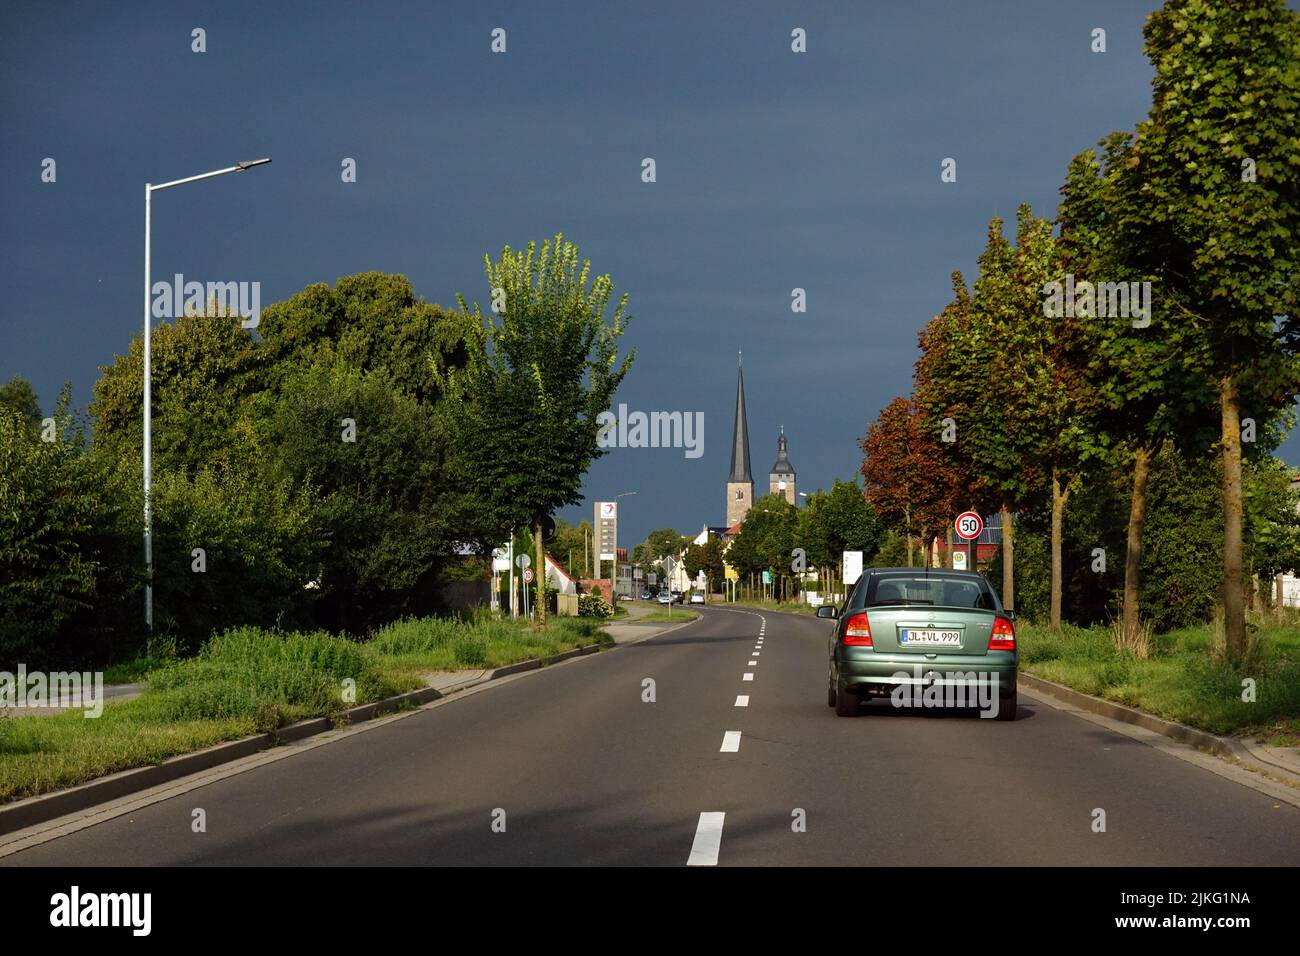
{"left": 994, "top": 687, "right": 1017, "bottom": 721}
{"left": 834, "top": 681, "right": 859, "bottom": 717}
{"left": 826, "top": 676, "right": 836, "bottom": 708}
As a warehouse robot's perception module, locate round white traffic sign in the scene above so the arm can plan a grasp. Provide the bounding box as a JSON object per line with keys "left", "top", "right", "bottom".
{"left": 516, "top": 554, "right": 531, "bottom": 569}
{"left": 523, "top": 568, "right": 534, "bottom": 583}
{"left": 955, "top": 511, "right": 983, "bottom": 541}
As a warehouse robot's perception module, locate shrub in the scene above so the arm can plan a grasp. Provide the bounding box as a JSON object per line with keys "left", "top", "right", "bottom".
{"left": 578, "top": 594, "right": 613, "bottom": 618}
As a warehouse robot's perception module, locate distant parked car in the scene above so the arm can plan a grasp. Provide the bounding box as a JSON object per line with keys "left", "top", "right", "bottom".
{"left": 640, "top": 590, "right": 653, "bottom": 601}
{"left": 689, "top": 592, "right": 705, "bottom": 604}
{"left": 818, "top": 568, "right": 1017, "bottom": 721}
{"left": 671, "top": 590, "right": 685, "bottom": 604}
{"left": 657, "top": 591, "right": 673, "bottom": 605}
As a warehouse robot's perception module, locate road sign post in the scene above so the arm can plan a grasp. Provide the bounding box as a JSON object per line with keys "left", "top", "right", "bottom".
{"left": 954, "top": 511, "right": 983, "bottom": 572}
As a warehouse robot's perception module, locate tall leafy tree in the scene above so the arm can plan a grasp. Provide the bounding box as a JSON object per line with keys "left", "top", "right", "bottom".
{"left": 1002, "top": 205, "right": 1105, "bottom": 629}
{"left": 1057, "top": 139, "right": 1217, "bottom": 640}
{"left": 1109, "top": 0, "right": 1300, "bottom": 657}
{"left": 436, "top": 235, "right": 634, "bottom": 625}
{"left": 861, "top": 397, "right": 957, "bottom": 567}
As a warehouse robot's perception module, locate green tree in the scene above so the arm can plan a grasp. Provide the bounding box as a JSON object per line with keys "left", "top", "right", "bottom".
{"left": 684, "top": 537, "right": 726, "bottom": 591}
{"left": 255, "top": 360, "right": 456, "bottom": 633}
{"left": 0, "top": 376, "right": 42, "bottom": 430}
{"left": 436, "top": 235, "right": 634, "bottom": 626}
{"left": 1109, "top": 0, "right": 1300, "bottom": 657}
{"left": 1056, "top": 138, "right": 1218, "bottom": 642}
{"left": 257, "top": 272, "right": 467, "bottom": 403}
{"left": 728, "top": 494, "right": 797, "bottom": 597}
{"left": 0, "top": 396, "right": 139, "bottom": 667}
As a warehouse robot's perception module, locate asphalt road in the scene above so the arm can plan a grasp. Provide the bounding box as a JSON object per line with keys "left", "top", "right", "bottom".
{"left": 5, "top": 606, "right": 1299, "bottom": 866}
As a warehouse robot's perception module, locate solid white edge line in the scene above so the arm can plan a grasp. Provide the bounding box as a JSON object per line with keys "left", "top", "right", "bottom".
{"left": 687, "top": 811, "right": 725, "bottom": 866}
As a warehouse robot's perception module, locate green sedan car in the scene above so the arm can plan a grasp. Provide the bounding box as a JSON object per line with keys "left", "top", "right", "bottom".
{"left": 818, "top": 568, "right": 1018, "bottom": 721}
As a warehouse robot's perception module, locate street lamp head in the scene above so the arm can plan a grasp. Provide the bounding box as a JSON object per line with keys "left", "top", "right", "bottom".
{"left": 236, "top": 158, "right": 272, "bottom": 171}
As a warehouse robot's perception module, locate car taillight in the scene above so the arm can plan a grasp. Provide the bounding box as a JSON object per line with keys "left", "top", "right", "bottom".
{"left": 843, "top": 613, "right": 872, "bottom": 646}
{"left": 989, "top": 616, "right": 1016, "bottom": 651}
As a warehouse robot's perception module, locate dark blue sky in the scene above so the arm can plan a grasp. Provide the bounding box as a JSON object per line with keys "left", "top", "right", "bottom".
{"left": 3, "top": 1, "right": 1285, "bottom": 547}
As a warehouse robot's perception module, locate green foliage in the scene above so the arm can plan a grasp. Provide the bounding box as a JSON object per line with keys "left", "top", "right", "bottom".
{"left": 0, "top": 376, "right": 41, "bottom": 430}
{"left": 683, "top": 536, "right": 726, "bottom": 588}
{"left": 578, "top": 593, "right": 613, "bottom": 618}
{"left": 0, "top": 403, "right": 140, "bottom": 668}
{"left": 256, "top": 360, "right": 458, "bottom": 633}
{"left": 641, "top": 528, "right": 688, "bottom": 565}
{"left": 728, "top": 494, "right": 798, "bottom": 580}
{"left": 257, "top": 272, "right": 466, "bottom": 404}
{"left": 150, "top": 461, "right": 324, "bottom": 652}
{"left": 799, "top": 479, "right": 884, "bottom": 569}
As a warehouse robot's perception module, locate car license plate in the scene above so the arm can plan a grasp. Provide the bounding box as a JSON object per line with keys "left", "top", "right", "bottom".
{"left": 900, "top": 629, "right": 961, "bottom": 646}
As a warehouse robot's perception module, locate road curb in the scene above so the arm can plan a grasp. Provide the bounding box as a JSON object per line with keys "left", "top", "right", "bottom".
{"left": 1019, "top": 671, "right": 1235, "bottom": 757}
{"left": 0, "top": 637, "right": 612, "bottom": 838}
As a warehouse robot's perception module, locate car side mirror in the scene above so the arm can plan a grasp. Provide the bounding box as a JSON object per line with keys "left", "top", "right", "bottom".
{"left": 816, "top": 605, "right": 838, "bottom": 619}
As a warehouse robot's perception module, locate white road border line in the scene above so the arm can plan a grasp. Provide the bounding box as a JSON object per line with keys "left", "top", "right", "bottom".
{"left": 720, "top": 731, "right": 742, "bottom": 752}
{"left": 687, "top": 811, "right": 725, "bottom": 866}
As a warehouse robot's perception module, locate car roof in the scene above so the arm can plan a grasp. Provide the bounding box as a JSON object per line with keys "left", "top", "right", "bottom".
{"left": 866, "top": 567, "right": 985, "bottom": 579}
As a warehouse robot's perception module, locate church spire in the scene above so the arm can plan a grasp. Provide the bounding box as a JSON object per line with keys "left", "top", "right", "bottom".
{"left": 728, "top": 354, "right": 752, "bottom": 483}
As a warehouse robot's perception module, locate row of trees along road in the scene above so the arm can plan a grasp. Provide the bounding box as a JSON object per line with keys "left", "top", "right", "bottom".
{"left": 861, "top": 0, "right": 1300, "bottom": 660}
{"left": 0, "top": 235, "right": 632, "bottom": 668}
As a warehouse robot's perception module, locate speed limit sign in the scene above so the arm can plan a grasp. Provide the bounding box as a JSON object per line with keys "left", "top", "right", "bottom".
{"left": 955, "top": 511, "right": 983, "bottom": 541}
{"left": 523, "top": 568, "right": 534, "bottom": 584}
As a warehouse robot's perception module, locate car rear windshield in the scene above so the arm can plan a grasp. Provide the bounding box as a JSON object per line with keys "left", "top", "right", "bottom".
{"left": 862, "top": 573, "right": 998, "bottom": 610}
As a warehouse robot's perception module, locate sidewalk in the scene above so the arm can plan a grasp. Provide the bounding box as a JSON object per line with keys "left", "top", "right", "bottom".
{"left": 603, "top": 600, "right": 698, "bottom": 645}
{"left": 6, "top": 682, "right": 144, "bottom": 717}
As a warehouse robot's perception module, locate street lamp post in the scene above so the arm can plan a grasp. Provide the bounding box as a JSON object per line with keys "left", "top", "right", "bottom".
{"left": 143, "top": 159, "right": 271, "bottom": 644}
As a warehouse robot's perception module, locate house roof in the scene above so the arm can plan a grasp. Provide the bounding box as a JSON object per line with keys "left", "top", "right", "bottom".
{"left": 544, "top": 552, "right": 575, "bottom": 585}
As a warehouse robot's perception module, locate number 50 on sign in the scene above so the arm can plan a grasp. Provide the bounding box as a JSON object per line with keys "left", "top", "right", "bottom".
{"left": 955, "top": 512, "right": 983, "bottom": 541}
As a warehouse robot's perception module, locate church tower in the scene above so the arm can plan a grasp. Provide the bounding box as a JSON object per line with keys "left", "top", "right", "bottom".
{"left": 769, "top": 427, "right": 796, "bottom": 504}
{"left": 726, "top": 354, "right": 754, "bottom": 527}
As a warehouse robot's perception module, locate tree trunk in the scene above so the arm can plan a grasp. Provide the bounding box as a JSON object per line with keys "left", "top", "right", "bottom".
{"left": 1277, "top": 573, "right": 1285, "bottom": 620}
{"left": 535, "top": 518, "right": 547, "bottom": 627}
{"left": 1220, "top": 376, "right": 1245, "bottom": 658}
{"left": 1122, "top": 444, "right": 1152, "bottom": 642}
{"left": 1050, "top": 469, "right": 1070, "bottom": 630}
{"left": 1000, "top": 501, "right": 1015, "bottom": 612}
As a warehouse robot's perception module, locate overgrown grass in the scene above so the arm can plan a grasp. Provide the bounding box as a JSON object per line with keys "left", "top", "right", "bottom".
{"left": 1018, "top": 619, "right": 1300, "bottom": 743}
{"left": 0, "top": 613, "right": 609, "bottom": 804}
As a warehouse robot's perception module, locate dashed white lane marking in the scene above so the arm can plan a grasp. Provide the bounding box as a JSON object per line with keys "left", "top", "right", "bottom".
{"left": 688, "top": 812, "right": 725, "bottom": 866}
{"left": 751, "top": 651, "right": 760, "bottom": 657}
{"left": 747, "top": 661, "right": 757, "bottom": 667}
{"left": 720, "top": 731, "right": 742, "bottom": 752}
{"left": 742, "top": 673, "right": 754, "bottom": 681}
{"left": 735, "top": 695, "right": 749, "bottom": 707}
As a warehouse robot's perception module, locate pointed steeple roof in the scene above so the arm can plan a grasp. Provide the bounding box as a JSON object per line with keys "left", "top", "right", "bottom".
{"left": 728, "top": 353, "right": 752, "bottom": 483}
{"left": 770, "top": 426, "right": 795, "bottom": 475}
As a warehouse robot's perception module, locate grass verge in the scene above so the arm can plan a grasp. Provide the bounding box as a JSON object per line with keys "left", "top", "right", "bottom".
{"left": 0, "top": 614, "right": 608, "bottom": 805}
{"left": 634, "top": 609, "right": 700, "bottom": 625}
{"left": 1017, "top": 619, "right": 1300, "bottom": 744}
